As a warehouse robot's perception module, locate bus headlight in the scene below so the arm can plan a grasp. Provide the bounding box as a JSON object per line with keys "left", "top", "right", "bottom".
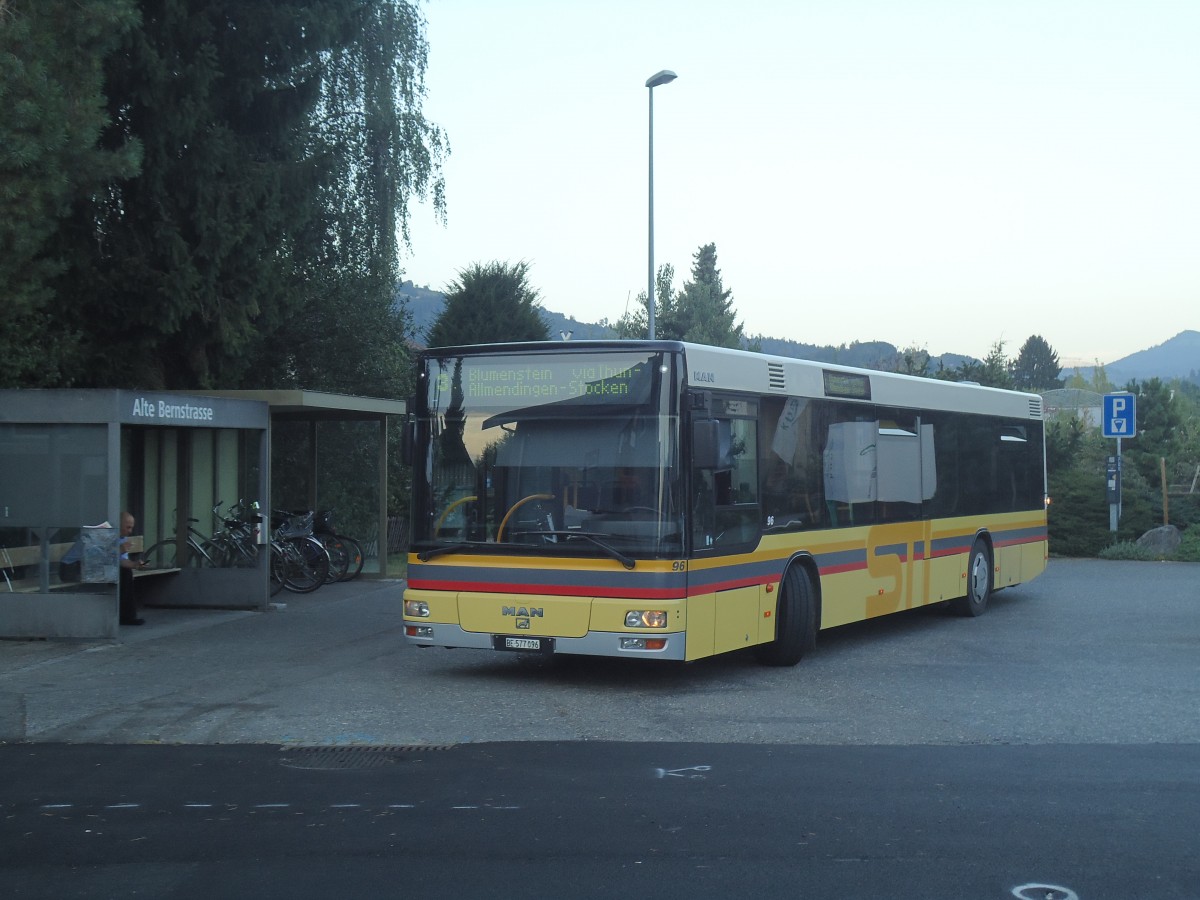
{"left": 405, "top": 599, "right": 430, "bottom": 618}
{"left": 625, "top": 610, "right": 667, "bottom": 628}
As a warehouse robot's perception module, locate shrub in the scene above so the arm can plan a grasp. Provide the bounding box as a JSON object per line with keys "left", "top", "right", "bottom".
{"left": 1175, "top": 526, "right": 1200, "bottom": 562}
{"left": 1098, "top": 541, "right": 1158, "bottom": 561}
{"left": 1169, "top": 493, "right": 1200, "bottom": 531}
{"left": 1048, "top": 467, "right": 1112, "bottom": 556}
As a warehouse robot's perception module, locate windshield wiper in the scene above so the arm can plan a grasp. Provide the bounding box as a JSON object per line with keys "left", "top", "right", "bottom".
{"left": 529, "top": 531, "right": 637, "bottom": 570}
{"left": 416, "top": 541, "right": 493, "bottom": 562}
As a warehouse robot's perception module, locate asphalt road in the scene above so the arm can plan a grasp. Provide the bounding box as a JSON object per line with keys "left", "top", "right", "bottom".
{"left": 1, "top": 741, "right": 1197, "bottom": 899}
{"left": 1, "top": 559, "right": 1198, "bottom": 898}
{"left": 2, "top": 559, "right": 1197, "bottom": 746}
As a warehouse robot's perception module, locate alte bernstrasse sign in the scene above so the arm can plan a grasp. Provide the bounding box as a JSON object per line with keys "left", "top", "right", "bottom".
{"left": 130, "top": 396, "right": 215, "bottom": 422}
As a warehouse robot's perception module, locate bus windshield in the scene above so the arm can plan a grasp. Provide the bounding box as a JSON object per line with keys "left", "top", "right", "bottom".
{"left": 413, "top": 348, "right": 683, "bottom": 559}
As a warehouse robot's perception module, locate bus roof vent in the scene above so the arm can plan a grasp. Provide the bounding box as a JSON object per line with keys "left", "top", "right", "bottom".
{"left": 767, "top": 362, "right": 787, "bottom": 392}
{"left": 1029, "top": 397, "right": 1044, "bottom": 419}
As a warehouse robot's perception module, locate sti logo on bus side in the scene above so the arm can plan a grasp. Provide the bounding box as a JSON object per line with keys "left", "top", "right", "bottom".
{"left": 502, "top": 606, "right": 544, "bottom": 618}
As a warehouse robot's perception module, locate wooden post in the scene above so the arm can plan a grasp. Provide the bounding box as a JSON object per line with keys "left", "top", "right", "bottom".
{"left": 1160, "top": 457, "right": 1169, "bottom": 525}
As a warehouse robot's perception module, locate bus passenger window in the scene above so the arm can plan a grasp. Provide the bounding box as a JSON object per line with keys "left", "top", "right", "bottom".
{"left": 762, "top": 397, "right": 819, "bottom": 531}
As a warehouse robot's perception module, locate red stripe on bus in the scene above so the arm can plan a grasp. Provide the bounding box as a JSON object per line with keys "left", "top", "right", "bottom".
{"left": 993, "top": 536, "right": 1045, "bottom": 548}
{"left": 407, "top": 579, "right": 686, "bottom": 600}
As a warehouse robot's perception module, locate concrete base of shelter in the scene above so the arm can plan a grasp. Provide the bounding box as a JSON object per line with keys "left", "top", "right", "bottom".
{"left": 1, "top": 570, "right": 268, "bottom": 640}
{"left": 138, "top": 567, "right": 269, "bottom": 612}
{"left": 0, "top": 591, "right": 119, "bottom": 640}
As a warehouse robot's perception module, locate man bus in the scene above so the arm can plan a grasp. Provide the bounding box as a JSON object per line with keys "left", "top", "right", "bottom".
{"left": 402, "top": 341, "right": 1047, "bottom": 666}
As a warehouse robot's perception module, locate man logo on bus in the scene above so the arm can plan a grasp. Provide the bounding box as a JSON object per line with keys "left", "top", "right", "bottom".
{"left": 502, "top": 606, "right": 543, "bottom": 618}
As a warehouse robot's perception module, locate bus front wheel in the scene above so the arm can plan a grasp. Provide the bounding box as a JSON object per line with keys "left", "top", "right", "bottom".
{"left": 950, "top": 538, "right": 992, "bottom": 617}
{"left": 755, "top": 565, "right": 817, "bottom": 667}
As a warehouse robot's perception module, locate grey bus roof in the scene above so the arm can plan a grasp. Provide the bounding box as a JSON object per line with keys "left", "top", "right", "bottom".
{"left": 679, "top": 342, "right": 1043, "bottom": 420}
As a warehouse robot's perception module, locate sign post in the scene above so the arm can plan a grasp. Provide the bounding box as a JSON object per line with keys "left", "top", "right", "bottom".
{"left": 1102, "top": 392, "right": 1137, "bottom": 531}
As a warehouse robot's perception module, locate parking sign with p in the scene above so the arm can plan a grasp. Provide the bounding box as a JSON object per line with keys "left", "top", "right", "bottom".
{"left": 1102, "top": 392, "right": 1136, "bottom": 438}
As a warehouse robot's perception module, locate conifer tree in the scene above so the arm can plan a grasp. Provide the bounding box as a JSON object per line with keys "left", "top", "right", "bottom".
{"left": 0, "top": 0, "right": 141, "bottom": 386}
{"left": 675, "top": 243, "right": 744, "bottom": 349}
{"left": 1012, "top": 335, "right": 1063, "bottom": 390}
{"left": 3, "top": 0, "right": 445, "bottom": 395}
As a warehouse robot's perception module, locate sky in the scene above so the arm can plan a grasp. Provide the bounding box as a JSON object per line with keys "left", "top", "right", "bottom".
{"left": 401, "top": 0, "right": 1199, "bottom": 367}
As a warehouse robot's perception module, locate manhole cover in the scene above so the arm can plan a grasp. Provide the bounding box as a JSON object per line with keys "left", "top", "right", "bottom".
{"left": 280, "top": 745, "right": 454, "bottom": 770}
{"left": 1012, "top": 885, "right": 1079, "bottom": 900}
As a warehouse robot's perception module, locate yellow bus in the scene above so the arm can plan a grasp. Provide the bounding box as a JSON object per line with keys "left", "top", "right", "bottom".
{"left": 403, "top": 341, "right": 1047, "bottom": 666}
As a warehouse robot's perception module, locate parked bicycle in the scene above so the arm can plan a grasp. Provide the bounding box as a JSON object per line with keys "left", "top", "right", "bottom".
{"left": 314, "top": 509, "right": 365, "bottom": 583}
{"left": 207, "top": 500, "right": 263, "bottom": 568}
{"left": 142, "top": 510, "right": 225, "bottom": 569}
{"left": 269, "top": 510, "right": 330, "bottom": 595}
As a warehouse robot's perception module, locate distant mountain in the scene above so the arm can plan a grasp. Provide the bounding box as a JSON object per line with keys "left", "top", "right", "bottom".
{"left": 396, "top": 282, "right": 1195, "bottom": 383}
{"left": 1086, "top": 331, "right": 1200, "bottom": 384}
{"left": 395, "top": 281, "right": 446, "bottom": 340}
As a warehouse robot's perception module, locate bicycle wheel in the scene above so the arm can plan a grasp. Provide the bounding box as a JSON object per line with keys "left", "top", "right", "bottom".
{"left": 217, "top": 530, "right": 259, "bottom": 568}
{"left": 337, "top": 535, "right": 365, "bottom": 581}
{"left": 319, "top": 535, "right": 350, "bottom": 584}
{"left": 192, "top": 538, "right": 227, "bottom": 568}
{"left": 282, "top": 536, "right": 329, "bottom": 593}
{"left": 141, "top": 540, "right": 179, "bottom": 570}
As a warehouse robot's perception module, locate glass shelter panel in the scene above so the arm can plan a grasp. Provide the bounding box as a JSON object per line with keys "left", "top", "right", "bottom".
{"left": 0, "top": 424, "right": 114, "bottom": 592}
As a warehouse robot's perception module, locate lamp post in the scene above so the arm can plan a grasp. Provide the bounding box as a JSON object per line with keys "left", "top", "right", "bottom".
{"left": 645, "top": 69, "right": 676, "bottom": 340}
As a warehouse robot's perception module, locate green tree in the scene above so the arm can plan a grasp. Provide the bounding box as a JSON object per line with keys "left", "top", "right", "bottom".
{"left": 0, "top": 0, "right": 141, "bottom": 387}
{"left": 61, "top": 0, "right": 359, "bottom": 388}
{"left": 675, "top": 243, "right": 744, "bottom": 348}
{"left": 615, "top": 263, "right": 674, "bottom": 339}
{"left": 1012, "top": 335, "right": 1062, "bottom": 390}
{"left": 937, "top": 358, "right": 981, "bottom": 383}
{"left": 426, "top": 261, "right": 549, "bottom": 347}
{"left": 1063, "top": 360, "right": 1115, "bottom": 392}
{"left": 260, "top": 0, "right": 445, "bottom": 399}
{"left": 979, "top": 340, "right": 1015, "bottom": 389}
{"left": 616, "top": 244, "right": 745, "bottom": 348}
{"left": 939, "top": 340, "right": 1014, "bottom": 388}
{"left": 1121, "top": 377, "right": 1184, "bottom": 491}
{"left": 894, "top": 346, "right": 931, "bottom": 377}
{"left": 1045, "top": 412, "right": 1089, "bottom": 473}
{"left": 5, "top": 0, "right": 444, "bottom": 393}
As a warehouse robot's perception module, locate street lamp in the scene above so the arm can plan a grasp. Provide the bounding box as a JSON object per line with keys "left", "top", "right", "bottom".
{"left": 646, "top": 69, "right": 676, "bottom": 340}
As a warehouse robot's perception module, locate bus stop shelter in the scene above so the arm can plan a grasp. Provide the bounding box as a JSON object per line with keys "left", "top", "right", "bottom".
{"left": 0, "top": 390, "right": 269, "bottom": 639}
{"left": 202, "top": 389, "right": 407, "bottom": 580}
{"left": 1, "top": 389, "right": 405, "bottom": 640}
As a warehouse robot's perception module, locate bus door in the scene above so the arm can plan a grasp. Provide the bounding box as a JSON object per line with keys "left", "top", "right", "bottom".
{"left": 689, "top": 395, "right": 765, "bottom": 654}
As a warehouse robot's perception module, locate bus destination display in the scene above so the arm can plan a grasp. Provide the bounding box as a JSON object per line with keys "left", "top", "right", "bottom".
{"left": 434, "top": 356, "right": 654, "bottom": 406}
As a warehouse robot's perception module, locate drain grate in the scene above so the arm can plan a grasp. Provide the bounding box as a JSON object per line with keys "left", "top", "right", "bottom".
{"left": 279, "top": 744, "right": 454, "bottom": 770}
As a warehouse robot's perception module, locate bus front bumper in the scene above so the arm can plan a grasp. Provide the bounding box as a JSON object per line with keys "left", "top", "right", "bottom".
{"left": 403, "top": 623, "right": 686, "bottom": 661}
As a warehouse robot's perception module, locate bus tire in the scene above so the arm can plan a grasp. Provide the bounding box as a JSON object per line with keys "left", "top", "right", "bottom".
{"left": 950, "top": 538, "right": 992, "bottom": 617}
{"left": 755, "top": 564, "right": 817, "bottom": 667}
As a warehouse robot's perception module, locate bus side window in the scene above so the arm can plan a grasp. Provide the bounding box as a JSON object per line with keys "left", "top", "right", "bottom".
{"left": 761, "top": 397, "right": 819, "bottom": 531}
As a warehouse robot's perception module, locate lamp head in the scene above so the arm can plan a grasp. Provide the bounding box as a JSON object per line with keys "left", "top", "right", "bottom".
{"left": 645, "top": 70, "right": 677, "bottom": 89}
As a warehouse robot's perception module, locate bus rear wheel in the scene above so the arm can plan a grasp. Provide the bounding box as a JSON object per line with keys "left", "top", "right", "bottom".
{"left": 950, "top": 538, "right": 992, "bottom": 617}
{"left": 755, "top": 565, "right": 817, "bottom": 667}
